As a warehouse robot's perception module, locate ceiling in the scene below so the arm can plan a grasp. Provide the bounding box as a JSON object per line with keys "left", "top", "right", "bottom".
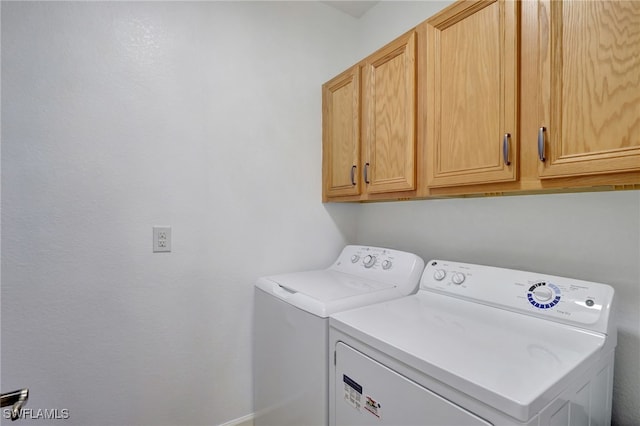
{"left": 322, "top": 1, "right": 379, "bottom": 18}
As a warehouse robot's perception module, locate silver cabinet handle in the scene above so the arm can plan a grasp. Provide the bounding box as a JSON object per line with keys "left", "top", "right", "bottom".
{"left": 503, "top": 133, "right": 511, "bottom": 166}
{"left": 538, "top": 127, "right": 546, "bottom": 162}
{"left": 364, "top": 163, "right": 370, "bottom": 184}
{"left": 350, "top": 165, "right": 357, "bottom": 186}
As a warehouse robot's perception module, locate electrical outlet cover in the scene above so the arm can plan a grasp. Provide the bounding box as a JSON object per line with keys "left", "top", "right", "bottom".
{"left": 153, "top": 226, "right": 171, "bottom": 253}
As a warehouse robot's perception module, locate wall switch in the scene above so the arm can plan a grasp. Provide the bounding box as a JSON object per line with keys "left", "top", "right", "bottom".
{"left": 153, "top": 226, "right": 171, "bottom": 253}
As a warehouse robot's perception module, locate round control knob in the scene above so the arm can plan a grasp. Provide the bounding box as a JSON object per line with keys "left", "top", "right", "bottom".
{"left": 382, "top": 260, "right": 392, "bottom": 270}
{"left": 363, "top": 255, "right": 376, "bottom": 268}
{"left": 533, "top": 287, "right": 553, "bottom": 302}
{"left": 527, "top": 282, "right": 561, "bottom": 309}
{"left": 452, "top": 272, "right": 466, "bottom": 285}
{"left": 350, "top": 255, "right": 360, "bottom": 263}
{"left": 433, "top": 269, "right": 446, "bottom": 281}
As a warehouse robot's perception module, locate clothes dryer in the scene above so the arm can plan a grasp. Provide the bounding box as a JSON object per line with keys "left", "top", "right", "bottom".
{"left": 253, "top": 246, "right": 424, "bottom": 426}
{"left": 329, "top": 260, "right": 616, "bottom": 425}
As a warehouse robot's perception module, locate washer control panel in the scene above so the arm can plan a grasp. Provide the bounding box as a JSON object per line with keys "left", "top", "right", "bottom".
{"left": 421, "top": 260, "right": 615, "bottom": 334}
{"left": 338, "top": 246, "right": 407, "bottom": 272}
{"left": 331, "top": 246, "right": 425, "bottom": 294}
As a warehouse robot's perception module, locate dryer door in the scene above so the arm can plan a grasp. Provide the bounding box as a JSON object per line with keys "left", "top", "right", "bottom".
{"left": 334, "top": 342, "right": 491, "bottom": 426}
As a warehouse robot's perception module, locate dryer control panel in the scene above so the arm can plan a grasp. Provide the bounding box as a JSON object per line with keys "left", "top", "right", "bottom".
{"left": 421, "top": 260, "right": 615, "bottom": 335}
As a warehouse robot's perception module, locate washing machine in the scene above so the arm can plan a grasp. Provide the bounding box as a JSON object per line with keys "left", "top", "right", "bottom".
{"left": 253, "top": 245, "right": 424, "bottom": 426}
{"left": 329, "top": 259, "right": 617, "bottom": 425}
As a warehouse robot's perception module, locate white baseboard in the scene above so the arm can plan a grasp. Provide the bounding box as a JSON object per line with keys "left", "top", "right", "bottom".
{"left": 218, "top": 413, "right": 254, "bottom": 426}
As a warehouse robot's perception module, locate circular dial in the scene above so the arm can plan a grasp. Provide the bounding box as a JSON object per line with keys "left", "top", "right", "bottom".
{"left": 452, "top": 272, "right": 466, "bottom": 285}
{"left": 350, "top": 255, "right": 360, "bottom": 263}
{"left": 363, "top": 255, "right": 376, "bottom": 268}
{"left": 533, "top": 287, "right": 553, "bottom": 302}
{"left": 527, "top": 282, "right": 561, "bottom": 309}
{"left": 433, "top": 269, "right": 446, "bottom": 281}
{"left": 382, "top": 260, "right": 392, "bottom": 270}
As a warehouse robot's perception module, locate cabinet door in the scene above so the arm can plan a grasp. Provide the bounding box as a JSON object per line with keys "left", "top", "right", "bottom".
{"left": 425, "top": 0, "right": 518, "bottom": 188}
{"left": 537, "top": 0, "right": 640, "bottom": 178}
{"left": 322, "top": 66, "right": 360, "bottom": 199}
{"left": 362, "top": 31, "right": 417, "bottom": 194}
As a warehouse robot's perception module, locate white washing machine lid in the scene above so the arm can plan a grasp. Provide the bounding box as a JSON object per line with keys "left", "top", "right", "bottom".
{"left": 330, "top": 290, "right": 609, "bottom": 422}
{"left": 255, "top": 270, "right": 400, "bottom": 318}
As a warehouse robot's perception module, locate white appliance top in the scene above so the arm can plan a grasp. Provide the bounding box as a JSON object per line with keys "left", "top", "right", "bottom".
{"left": 255, "top": 246, "right": 424, "bottom": 318}
{"left": 330, "top": 259, "right": 616, "bottom": 422}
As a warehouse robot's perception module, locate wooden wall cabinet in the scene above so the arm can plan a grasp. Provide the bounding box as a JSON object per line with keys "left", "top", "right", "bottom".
{"left": 421, "top": 0, "right": 519, "bottom": 189}
{"left": 322, "top": 31, "right": 417, "bottom": 202}
{"left": 425, "top": 0, "right": 639, "bottom": 197}
{"left": 535, "top": 0, "right": 640, "bottom": 179}
{"left": 322, "top": 66, "right": 361, "bottom": 200}
{"left": 322, "top": 0, "right": 639, "bottom": 202}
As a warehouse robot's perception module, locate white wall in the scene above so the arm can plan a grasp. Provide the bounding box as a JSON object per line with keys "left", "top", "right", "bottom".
{"left": 353, "top": 3, "right": 640, "bottom": 425}
{"left": 355, "top": 1, "right": 453, "bottom": 58}
{"left": 1, "top": 2, "right": 359, "bottom": 425}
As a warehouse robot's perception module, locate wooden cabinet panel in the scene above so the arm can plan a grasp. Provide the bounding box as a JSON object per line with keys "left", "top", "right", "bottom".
{"left": 322, "top": 67, "right": 360, "bottom": 200}
{"left": 363, "top": 32, "right": 417, "bottom": 194}
{"left": 322, "top": 0, "right": 639, "bottom": 202}
{"left": 323, "top": 31, "right": 417, "bottom": 202}
{"left": 424, "top": 0, "right": 518, "bottom": 188}
{"left": 538, "top": 0, "right": 640, "bottom": 178}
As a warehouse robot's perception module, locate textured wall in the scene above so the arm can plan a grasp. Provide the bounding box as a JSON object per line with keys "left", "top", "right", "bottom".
{"left": 1, "top": 2, "right": 358, "bottom": 425}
